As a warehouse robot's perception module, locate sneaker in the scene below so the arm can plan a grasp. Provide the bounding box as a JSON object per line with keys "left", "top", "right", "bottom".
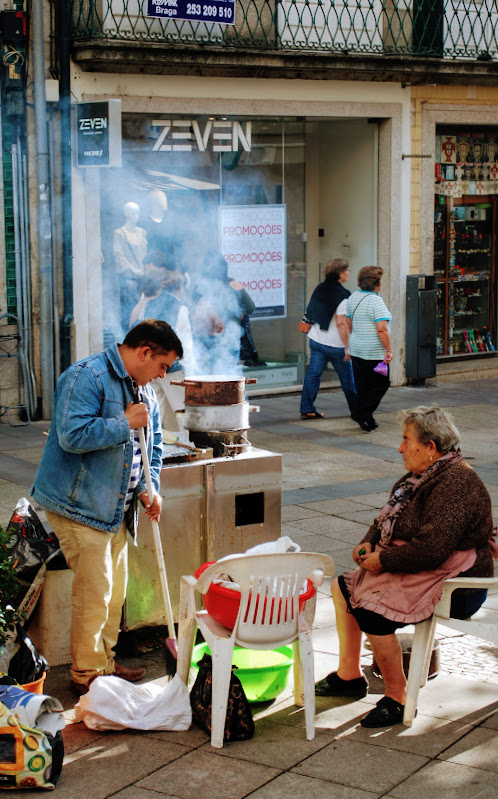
{"left": 360, "top": 696, "right": 404, "bottom": 728}
{"left": 315, "top": 671, "right": 369, "bottom": 698}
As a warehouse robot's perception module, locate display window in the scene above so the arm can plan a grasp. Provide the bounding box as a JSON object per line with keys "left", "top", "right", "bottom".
{"left": 434, "top": 126, "right": 497, "bottom": 357}
{"left": 100, "top": 114, "right": 306, "bottom": 388}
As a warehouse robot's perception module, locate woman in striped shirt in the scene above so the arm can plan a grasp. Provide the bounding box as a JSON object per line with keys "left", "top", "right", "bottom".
{"left": 346, "top": 266, "right": 392, "bottom": 432}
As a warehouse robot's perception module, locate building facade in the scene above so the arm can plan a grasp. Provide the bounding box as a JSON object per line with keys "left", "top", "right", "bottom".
{"left": 0, "top": 1, "right": 497, "bottom": 419}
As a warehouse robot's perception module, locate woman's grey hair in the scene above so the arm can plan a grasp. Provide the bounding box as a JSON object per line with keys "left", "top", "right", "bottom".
{"left": 397, "top": 405, "right": 461, "bottom": 454}
{"left": 325, "top": 258, "right": 349, "bottom": 280}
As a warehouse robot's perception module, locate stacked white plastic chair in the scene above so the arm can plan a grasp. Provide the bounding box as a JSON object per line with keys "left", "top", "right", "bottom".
{"left": 177, "top": 552, "right": 335, "bottom": 748}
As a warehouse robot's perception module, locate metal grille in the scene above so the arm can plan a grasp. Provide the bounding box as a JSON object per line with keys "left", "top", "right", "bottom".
{"left": 71, "top": 1, "right": 498, "bottom": 59}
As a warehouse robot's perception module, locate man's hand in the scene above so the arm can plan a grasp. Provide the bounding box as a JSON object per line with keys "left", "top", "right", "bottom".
{"left": 353, "top": 542, "right": 372, "bottom": 565}
{"left": 139, "top": 491, "right": 162, "bottom": 522}
{"left": 125, "top": 401, "right": 148, "bottom": 430}
{"left": 359, "top": 551, "right": 383, "bottom": 574}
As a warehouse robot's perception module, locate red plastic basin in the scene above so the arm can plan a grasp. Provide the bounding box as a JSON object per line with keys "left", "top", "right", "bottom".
{"left": 194, "top": 561, "right": 316, "bottom": 630}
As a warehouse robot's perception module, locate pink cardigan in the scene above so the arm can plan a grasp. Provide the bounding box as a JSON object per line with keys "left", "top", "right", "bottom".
{"left": 343, "top": 540, "right": 476, "bottom": 623}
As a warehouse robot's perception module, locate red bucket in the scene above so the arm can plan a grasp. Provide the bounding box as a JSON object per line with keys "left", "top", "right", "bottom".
{"left": 194, "top": 561, "right": 316, "bottom": 630}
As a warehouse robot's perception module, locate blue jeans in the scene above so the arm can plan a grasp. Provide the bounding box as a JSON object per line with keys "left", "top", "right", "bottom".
{"left": 300, "top": 339, "right": 358, "bottom": 415}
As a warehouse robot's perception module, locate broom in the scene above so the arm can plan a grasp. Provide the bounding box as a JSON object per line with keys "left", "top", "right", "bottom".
{"left": 134, "top": 395, "right": 178, "bottom": 667}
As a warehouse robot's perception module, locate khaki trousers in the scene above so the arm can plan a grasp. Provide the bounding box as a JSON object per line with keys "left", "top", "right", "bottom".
{"left": 45, "top": 511, "right": 128, "bottom": 686}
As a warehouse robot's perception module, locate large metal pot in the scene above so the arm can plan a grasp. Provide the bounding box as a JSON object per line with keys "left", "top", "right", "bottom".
{"left": 170, "top": 375, "right": 257, "bottom": 406}
{"left": 183, "top": 402, "right": 259, "bottom": 432}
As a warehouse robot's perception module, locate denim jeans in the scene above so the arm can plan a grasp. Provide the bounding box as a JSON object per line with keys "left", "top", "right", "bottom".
{"left": 300, "top": 339, "right": 358, "bottom": 414}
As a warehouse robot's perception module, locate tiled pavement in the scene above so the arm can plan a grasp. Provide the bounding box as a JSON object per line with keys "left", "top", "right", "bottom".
{"left": 0, "top": 378, "right": 497, "bottom": 798}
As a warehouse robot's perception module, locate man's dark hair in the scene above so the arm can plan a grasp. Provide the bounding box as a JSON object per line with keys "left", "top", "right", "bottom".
{"left": 123, "top": 319, "right": 183, "bottom": 360}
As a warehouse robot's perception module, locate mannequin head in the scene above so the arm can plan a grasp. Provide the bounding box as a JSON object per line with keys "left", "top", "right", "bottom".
{"left": 123, "top": 201, "right": 140, "bottom": 227}
{"left": 148, "top": 189, "right": 168, "bottom": 222}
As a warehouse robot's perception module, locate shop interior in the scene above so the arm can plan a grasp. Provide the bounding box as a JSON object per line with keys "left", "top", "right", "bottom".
{"left": 100, "top": 115, "right": 378, "bottom": 389}
{"left": 435, "top": 126, "right": 498, "bottom": 358}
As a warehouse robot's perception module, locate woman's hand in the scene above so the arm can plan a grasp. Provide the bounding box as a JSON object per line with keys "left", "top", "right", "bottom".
{"left": 359, "top": 551, "right": 383, "bottom": 574}
{"left": 353, "top": 542, "right": 372, "bottom": 565}
{"left": 384, "top": 350, "right": 393, "bottom": 363}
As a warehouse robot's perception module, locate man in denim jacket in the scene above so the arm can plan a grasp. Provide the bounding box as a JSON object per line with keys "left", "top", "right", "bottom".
{"left": 32, "top": 320, "right": 182, "bottom": 695}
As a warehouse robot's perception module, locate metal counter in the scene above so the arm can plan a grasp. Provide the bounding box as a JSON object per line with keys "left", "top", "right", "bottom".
{"left": 124, "top": 447, "right": 282, "bottom": 629}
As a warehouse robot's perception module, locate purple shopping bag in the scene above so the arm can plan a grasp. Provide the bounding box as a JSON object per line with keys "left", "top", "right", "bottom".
{"left": 373, "top": 361, "right": 388, "bottom": 376}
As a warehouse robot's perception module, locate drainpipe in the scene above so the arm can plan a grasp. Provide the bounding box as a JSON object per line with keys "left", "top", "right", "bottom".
{"left": 32, "top": 0, "right": 54, "bottom": 418}
{"left": 58, "top": 0, "right": 73, "bottom": 372}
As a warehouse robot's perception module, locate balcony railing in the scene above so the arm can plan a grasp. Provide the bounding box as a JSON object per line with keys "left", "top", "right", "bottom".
{"left": 71, "top": 1, "right": 498, "bottom": 60}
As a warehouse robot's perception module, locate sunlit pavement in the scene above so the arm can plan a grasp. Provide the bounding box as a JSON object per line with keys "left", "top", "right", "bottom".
{"left": 0, "top": 378, "right": 497, "bottom": 798}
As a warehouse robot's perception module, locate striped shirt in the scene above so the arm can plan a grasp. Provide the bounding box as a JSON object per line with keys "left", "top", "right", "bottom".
{"left": 346, "top": 291, "right": 391, "bottom": 360}
{"left": 124, "top": 385, "right": 143, "bottom": 512}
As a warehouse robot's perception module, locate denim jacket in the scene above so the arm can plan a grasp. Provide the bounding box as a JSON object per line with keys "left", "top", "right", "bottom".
{"left": 31, "top": 344, "right": 163, "bottom": 536}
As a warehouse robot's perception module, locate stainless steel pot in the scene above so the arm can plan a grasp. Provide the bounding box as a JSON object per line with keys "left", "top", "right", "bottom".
{"left": 183, "top": 402, "right": 259, "bottom": 432}
{"left": 170, "top": 375, "right": 257, "bottom": 406}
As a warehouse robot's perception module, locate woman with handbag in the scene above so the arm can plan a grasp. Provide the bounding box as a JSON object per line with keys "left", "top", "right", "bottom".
{"left": 345, "top": 265, "right": 392, "bottom": 432}
{"left": 299, "top": 259, "right": 358, "bottom": 420}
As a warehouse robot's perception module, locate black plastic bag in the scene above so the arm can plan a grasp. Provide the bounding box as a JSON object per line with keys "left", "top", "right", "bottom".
{"left": 190, "top": 653, "right": 254, "bottom": 742}
{"left": 6, "top": 497, "right": 60, "bottom": 620}
{"left": 8, "top": 625, "right": 49, "bottom": 685}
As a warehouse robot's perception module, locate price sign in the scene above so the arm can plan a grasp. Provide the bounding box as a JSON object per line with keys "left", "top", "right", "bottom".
{"left": 147, "top": 0, "right": 235, "bottom": 24}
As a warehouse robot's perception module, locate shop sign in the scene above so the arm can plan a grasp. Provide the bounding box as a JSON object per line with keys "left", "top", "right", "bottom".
{"left": 220, "top": 205, "right": 287, "bottom": 319}
{"left": 75, "top": 100, "right": 122, "bottom": 167}
{"left": 152, "top": 119, "right": 251, "bottom": 153}
{"left": 146, "top": 0, "right": 235, "bottom": 25}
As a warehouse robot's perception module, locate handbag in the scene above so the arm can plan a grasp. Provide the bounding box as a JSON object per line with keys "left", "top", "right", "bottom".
{"left": 298, "top": 320, "right": 311, "bottom": 334}
{"left": 190, "top": 653, "right": 255, "bottom": 742}
{"left": 0, "top": 700, "right": 64, "bottom": 790}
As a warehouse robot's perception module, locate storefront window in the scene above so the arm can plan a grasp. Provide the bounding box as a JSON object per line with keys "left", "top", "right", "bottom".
{"left": 434, "top": 127, "right": 497, "bottom": 356}
{"left": 100, "top": 115, "right": 306, "bottom": 388}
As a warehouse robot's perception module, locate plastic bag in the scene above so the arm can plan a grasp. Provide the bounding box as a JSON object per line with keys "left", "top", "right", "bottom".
{"left": 74, "top": 673, "right": 192, "bottom": 732}
{"left": 373, "top": 361, "right": 389, "bottom": 376}
{"left": 8, "top": 625, "right": 49, "bottom": 685}
{"left": 0, "top": 700, "right": 63, "bottom": 790}
{"left": 0, "top": 683, "right": 65, "bottom": 737}
{"left": 6, "top": 498, "right": 61, "bottom": 620}
{"left": 215, "top": 536, "right": 302, "bottom": 591}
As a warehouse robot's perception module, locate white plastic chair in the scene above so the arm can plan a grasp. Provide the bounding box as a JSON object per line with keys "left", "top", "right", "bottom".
{"left": 404, "top": 575, "right": 498, "bottom": 725}
{"left": 177, "top": 552, "right": 335, "bottom": 748}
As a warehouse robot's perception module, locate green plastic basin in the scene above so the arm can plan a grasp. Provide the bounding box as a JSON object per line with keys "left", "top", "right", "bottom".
{"left": 191, "top": 643, "right": 294, "bottom": 703}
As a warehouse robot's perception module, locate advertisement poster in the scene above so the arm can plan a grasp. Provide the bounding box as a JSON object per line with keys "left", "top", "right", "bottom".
{"left": 147, "top": 0, "right": 235, "bottom": 25}
{"left": 220, "top": 205, "right": 287, "bottom": 319}
{"left": 75, "top": 101, "right": 122, "bottom": 168}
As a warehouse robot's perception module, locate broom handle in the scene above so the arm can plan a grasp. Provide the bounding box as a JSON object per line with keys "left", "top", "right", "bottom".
{"left": 138, "top": 424, "right": 176, "bottom": 641}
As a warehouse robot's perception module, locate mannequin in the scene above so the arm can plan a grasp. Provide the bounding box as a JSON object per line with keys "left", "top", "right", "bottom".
{"left": 113, "top": 201, "right": 147, "bottom": 333}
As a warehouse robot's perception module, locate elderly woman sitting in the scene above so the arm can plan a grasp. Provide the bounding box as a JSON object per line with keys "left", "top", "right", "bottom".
{"left": 317, "top": 404, "right": 494, "bottom": 727}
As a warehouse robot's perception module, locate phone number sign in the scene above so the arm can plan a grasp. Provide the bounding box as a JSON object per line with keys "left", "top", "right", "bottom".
{"left": 147, "top": 0, "right": 235, "bottom": 24}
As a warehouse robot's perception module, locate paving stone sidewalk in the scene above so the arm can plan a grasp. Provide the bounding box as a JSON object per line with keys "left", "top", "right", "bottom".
{"left": 0, "top": 377, "right": 497, "bottom": 798}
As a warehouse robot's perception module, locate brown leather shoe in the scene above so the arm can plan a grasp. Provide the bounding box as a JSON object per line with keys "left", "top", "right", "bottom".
{"left": 70, "top": 679, "right": 91, "bottom": 696}
{"left": 112, "top": 662, "right": 146, "bottom": 683}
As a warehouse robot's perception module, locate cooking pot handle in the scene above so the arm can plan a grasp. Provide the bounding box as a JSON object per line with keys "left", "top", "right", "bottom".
{"left": 244, "top": 378, "right": 258, "bottom": 385}
{"left": 169, "top": 380, "right": 186, "bottom": 387}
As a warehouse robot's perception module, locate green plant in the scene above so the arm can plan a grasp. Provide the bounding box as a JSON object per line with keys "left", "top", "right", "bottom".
{"left": 0, "top": 523, "right": 25, "bottom": 648}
